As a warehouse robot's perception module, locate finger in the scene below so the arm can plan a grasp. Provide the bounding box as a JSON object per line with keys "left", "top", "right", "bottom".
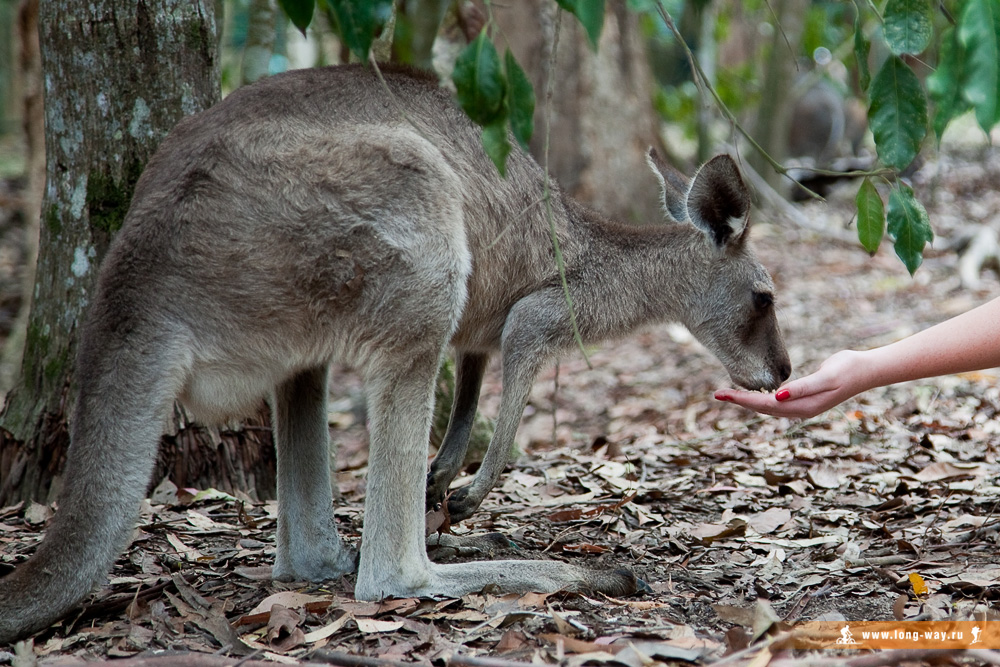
{"left": 762, "top": 373, "right": 832, "bottom": 403}
{"left": 715, "top": 387, "right": 837, "bottom": 419}
{"left": 714, "top": 389, "right": 780, "bottom": 410}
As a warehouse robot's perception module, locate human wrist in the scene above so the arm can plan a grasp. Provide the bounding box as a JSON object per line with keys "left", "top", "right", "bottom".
{"left": 850, "top": 347, "right": 892, "bottom": 394}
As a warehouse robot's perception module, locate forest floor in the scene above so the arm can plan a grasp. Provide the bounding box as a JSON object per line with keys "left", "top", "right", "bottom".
{"left": 2, "top": 133, "right": 1000, "bottom": 666}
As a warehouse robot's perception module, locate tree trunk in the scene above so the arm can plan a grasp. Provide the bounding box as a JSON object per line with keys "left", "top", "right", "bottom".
{"left": 493, "top": 0, "right": 664, "bottom": 223}
{"left": 748, "top": 0, "right": 807, "bottom": 187}
{"left": 240, "top": 0, "right": 276, "bottom": 85}
{"left": 0, "top": 0, "right": 276, "bottom": 506}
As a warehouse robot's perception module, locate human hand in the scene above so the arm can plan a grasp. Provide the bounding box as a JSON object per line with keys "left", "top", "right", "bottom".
{"left": 714, "top": 350, "right": 871, "bottom": 419}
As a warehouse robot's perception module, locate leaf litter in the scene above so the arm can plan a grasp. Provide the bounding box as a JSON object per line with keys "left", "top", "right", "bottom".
{"left": 3, "top": 148, "right": 1000, "bottom": 665}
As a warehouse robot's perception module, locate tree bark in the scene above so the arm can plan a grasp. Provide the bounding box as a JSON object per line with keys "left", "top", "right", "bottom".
{"left": 0, "top": 0, "right": 277, "bottom": 505}
{"left": 492, "top": 0, "right": 664, "bottom": 224}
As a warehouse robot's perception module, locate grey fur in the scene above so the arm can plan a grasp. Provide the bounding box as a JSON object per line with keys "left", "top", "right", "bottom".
{"left": 0, "top": 65, "right": 789, "bottom": 643}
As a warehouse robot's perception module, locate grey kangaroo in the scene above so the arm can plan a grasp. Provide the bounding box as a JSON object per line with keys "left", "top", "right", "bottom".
{"left": 0, "top": 64, "right": 790, "bottom": 643}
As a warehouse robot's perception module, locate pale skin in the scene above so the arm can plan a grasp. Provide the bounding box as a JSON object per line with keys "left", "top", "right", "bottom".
{"left": 715, "top": 296, "right": 1000, "bottom": 419}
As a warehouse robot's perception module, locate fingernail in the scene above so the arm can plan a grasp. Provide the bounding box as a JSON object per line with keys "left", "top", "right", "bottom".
{"left": 775, "top": 389, "right": 791, "bottom": 402}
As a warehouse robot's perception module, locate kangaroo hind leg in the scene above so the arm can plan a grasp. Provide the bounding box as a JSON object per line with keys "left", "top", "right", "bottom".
{"left": 272, "top": 365, "right": 357, "bottom": 582}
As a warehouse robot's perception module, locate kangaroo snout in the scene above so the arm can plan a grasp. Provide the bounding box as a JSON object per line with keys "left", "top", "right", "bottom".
{"left": 730, "top": 353, "right": 791, "bottom": 392}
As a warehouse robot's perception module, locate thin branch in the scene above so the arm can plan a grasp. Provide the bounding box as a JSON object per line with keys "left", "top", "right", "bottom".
{"left": 450, "top": 655, "right": 542, "bottom": 667}
{"left": 866, "top": 0, "right": 884, "bottom": 23}
{"left": 763, "top": 0, "right": 798, "bottom": 66}
{"left": 653, "top": 2, "right": 817, "bottom": 195}
{"left": 312, "top": 650, "right": 414, "bottom": 667}
{"left": 654, "top": 2, "right": 890, "bottom": 202}
{"left": 541, "top": 8, "right": 590, "bottom": 367}
{"left": 368, "top": 57, "right": 436, "bottom": 148}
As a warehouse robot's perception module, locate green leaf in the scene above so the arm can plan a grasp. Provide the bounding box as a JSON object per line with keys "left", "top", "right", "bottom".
{"left": 883, "top": 0, "right": 933, "bottom": 55}
{"left": 855, "top": 178, "right": 885, "bottom": 255}
{"left": 452, "top": 31, "right": 507, "bottom": 127}
{"left": 854, "top": 10, "right": 871, "bottom": 92}
{"left": 327, "top": 0, "right": 393, "bottom": 61}
{"left": 482, "top": 121, "right": 512, "bottom": 177}
{"left": 887, "top": 184, "right": 933, "bottom": 275}
{"left": 278, "top": 0, "right": 315, "bottom": 34}
{"left": 555, "top": 0, "right": 605, "bottom": 49}
{"left": 928, "top": 27, "right": 970, "bottom": 141}
{"left": 868, "top": 55, "right": 927, "bottom": 170}
{"left": 959, "top": 0, "right": 1000, "bottom": 132}
{"left": 505, "top": 50, "right": 535, "bottom": 150}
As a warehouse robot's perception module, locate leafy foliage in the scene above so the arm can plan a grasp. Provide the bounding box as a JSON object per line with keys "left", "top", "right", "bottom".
{"left": 452, "top": 31, "right": 506, "bottom": 127}
{"left": 278, "top": 0, "right": 315, "bottom": 35}
{"left": 927, "top": 27, "right": 969, "bottom": 140}
{"left": 958, "top": 0, "right": 1000, "bottom": 132}
{"left": 868, "top": 55, "right": 927, "bottom": 171}
{"left": 883, "top": 0, "right": 933, "bottom": 55}
{"left": 326, "top": 0, "right": 394, "bottom": 61}
{"left": 554, "top": 0, "right": 606, "bottom": 49}
{"left": 505, "top": 50, "right": 536, "bottom": 151}
{"left": 853, "top": 11, "right": 871, "bottom": 91}
{"left": 855, "top": 178, "right": 885, "bottom": 255}
{"left": 451, "top": 32, "right": 536, "bottom": 175}
{"left": 854, "top": 0, "right": 1000, "bottom": 273}
{"left": 887, "top": 184, "right": 933, "bottom": 276}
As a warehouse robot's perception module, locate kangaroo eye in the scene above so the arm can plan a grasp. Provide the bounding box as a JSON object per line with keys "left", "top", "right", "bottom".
{"left": 753, "top": 291, "right": 773, "bottom": 309}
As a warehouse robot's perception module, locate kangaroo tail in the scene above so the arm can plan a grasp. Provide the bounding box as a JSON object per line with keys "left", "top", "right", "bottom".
{"left": 0, "top": 314, "right": 178, "bottom": 644}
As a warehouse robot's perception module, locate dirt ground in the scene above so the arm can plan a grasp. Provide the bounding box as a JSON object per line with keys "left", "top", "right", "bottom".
{"left": 2, "top": 135, "right": 1000, "bottom": 666}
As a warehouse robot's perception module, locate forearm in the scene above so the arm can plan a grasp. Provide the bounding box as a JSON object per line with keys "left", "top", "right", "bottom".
{"left": 858, "top": 296, "right": 1000, "bottom": 387}
{"left": 715, "top": 296, "right": 1000, "bottom": 419}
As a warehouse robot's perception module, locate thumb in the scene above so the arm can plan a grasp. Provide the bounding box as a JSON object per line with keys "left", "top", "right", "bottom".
{"left": 770, "top": 372, "right": 832, "bottom": 403}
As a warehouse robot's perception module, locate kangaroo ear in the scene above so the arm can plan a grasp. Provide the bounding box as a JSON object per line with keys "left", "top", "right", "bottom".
{"left": 646, "top": 147, "right": 690, "bottom": 223}
{"left": 686, "top": 154, "right": 751, "bottom": 248}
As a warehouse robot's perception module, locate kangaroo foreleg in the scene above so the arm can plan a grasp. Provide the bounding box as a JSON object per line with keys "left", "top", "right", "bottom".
{"left": 446, "top": 294, "right": 562, "bottom": 522}
{"left": 426, "top": 352, "right": 488, "bottom": 509}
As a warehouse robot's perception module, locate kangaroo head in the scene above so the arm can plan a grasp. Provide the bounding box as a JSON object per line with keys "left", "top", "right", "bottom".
{"left": 647, "top": 149, "right": 791, "bottom": 391}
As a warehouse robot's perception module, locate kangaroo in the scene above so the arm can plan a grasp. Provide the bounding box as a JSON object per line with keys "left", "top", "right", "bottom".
{"left": 0, "top": 64, "right": 790, "bottom": 643}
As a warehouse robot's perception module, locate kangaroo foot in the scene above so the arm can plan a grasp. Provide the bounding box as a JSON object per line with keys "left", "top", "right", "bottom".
{"left": 427, "top": 531, "right": 514, "bottom": 560}
{"left": 273, "top": 537, "right": 358, "bottom": 583}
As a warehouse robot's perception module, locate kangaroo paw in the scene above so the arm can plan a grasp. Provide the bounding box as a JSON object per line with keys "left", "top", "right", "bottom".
{"left": 445, "top": 486, "right": 483, "bottom": 523}
{"left": 425, "top": 467, "right": 450, "bottom": 510}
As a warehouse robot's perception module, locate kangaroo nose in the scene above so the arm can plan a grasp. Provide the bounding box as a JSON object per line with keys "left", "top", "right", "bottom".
{"left": 777, "top": 359, "right": 792, "bottom": 383}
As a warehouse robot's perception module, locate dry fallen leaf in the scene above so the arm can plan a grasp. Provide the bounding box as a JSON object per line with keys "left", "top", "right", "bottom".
{"left": 807, "top": 463, "right": 841, "bottom": 489}
{"left": 747, "top": 507, "right": 792, "bottom": 534}
{"left": 355, "top": 618, "right": 405, "bottom": 634}
{"left": 266, "top": 604, "right": 305, "bottom": 652}
{"left": 909, "top": 572, "right": 930, "bottom": 597}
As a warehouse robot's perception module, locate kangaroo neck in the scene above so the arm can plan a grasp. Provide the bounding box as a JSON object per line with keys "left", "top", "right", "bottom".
{"left": 559, "top": 194, "right": 709, "bottom": 343}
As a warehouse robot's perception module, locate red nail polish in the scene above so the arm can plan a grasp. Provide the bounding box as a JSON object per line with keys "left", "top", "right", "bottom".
{"left": 775, "top": 389, "right": 791, "bottom": 402}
